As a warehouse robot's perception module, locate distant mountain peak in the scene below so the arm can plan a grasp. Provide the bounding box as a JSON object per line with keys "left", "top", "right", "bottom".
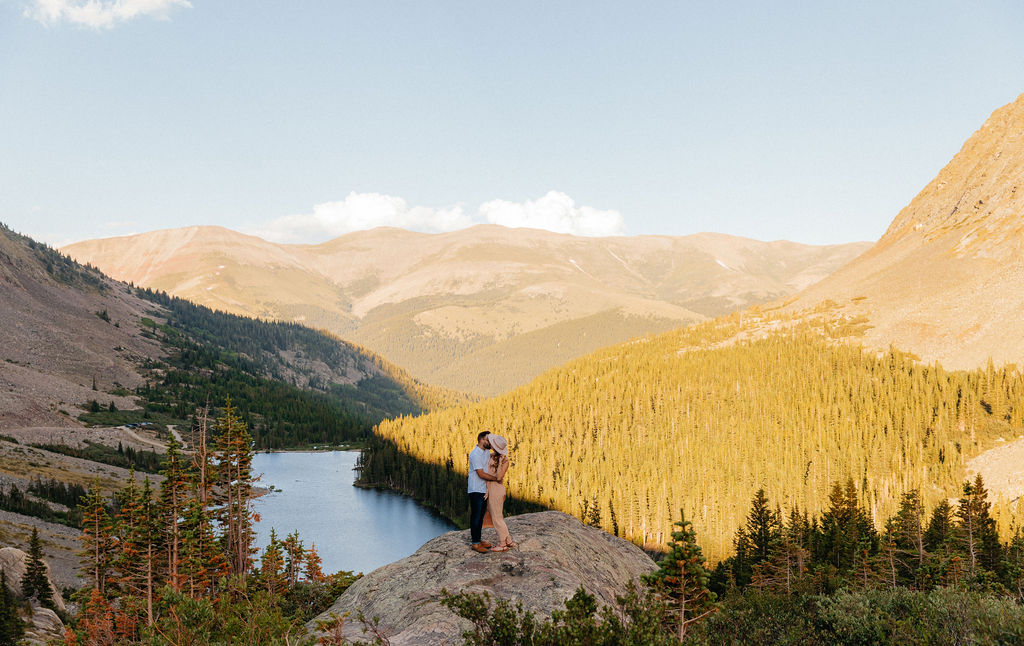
{"left": 882, "top": 91, "right": 1024, "bottom": 257}
{"left": 788, "top": 91, "right": 1024, "bottom": 369}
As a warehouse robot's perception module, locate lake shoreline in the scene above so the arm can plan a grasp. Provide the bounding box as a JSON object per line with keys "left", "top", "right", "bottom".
{"left": 252, "top": 450, "right": 455, "bottom": 574}
{"left": 256, "top": 442, "right": 366, "bottom": 454}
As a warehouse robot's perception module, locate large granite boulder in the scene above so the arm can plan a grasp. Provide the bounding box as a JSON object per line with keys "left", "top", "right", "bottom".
{"left": 23, "top": 607, "right": 66, "bottom": 646}
{"left": 307, "top": 511, "right": 658, "bottom": 645}
{"left": 0, "top": 546, "right": 66, "bottom": 613}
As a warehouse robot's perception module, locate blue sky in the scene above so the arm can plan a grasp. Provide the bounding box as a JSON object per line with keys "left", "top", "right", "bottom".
{"left": 2, "top": 1, "right": 1023, "bottom": 246}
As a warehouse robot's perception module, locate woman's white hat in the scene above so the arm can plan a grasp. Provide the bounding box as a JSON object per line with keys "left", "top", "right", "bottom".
{"left": 487, "top": 433, "right": 508, "bottom": 455}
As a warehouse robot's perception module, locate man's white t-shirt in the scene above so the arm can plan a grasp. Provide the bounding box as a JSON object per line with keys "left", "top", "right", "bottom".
{"left": 467, "top": 446, "right": 489, "bottom": 494}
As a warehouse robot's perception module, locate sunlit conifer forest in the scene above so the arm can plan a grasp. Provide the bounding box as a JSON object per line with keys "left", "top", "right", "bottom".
{"left": 359, "top": 311, "right": 1024, "bottom": 561}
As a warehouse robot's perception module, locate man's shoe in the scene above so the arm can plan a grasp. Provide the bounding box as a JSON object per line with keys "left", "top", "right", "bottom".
{"left": 471, "top": 544, "right": 489, "bottom": 554}
{"left": 479, "top": 541, "right": 492, "bottom": 548}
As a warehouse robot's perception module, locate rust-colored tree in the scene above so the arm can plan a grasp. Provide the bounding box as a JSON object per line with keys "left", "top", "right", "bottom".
{"left": 213, "top": 398, "right": 258, "bottom": 584}
{"left": 78, "top": 482, "right": 113, "bottom": 595}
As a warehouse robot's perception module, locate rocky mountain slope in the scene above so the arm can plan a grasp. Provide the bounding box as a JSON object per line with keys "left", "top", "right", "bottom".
{"left": 786, "top": 91, "right": 1024, "bottom": 369}
{"left": 307, "top": 511, "right": 656, "bottom": 645}
{"left": 64, "top": 225, "right": 869, "bottom": 394}
{"left": 0, "top": 227, "right": 160, "bottom": 429}
{"left": 0, "top": 223, "right": 461, "bottom": 586}
{"left": 0, "top": 223, "right": 449, "bottom": 434}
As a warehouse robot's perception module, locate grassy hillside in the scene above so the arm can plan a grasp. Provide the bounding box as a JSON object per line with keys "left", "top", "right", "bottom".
{"left": 359, "top": 312, "right": 1024, "bottom": 561}
{"left": 351, "top": 306, "right": 686, "bottom": 393}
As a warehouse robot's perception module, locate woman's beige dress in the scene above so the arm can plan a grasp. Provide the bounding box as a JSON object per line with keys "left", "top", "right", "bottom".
{"left": 484, "top": 455, "right": 512, "bottom": 547}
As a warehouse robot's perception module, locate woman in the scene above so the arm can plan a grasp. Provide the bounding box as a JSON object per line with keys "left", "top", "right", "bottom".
{"left": 484, "top": 433, "right": 514, "bottom": 551}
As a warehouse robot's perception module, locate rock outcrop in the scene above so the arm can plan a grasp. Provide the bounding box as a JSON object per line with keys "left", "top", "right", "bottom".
{"left": 307, "top": 511, "right": 657, "bottom": 645}
{"left": 0, "top": 546, "right": 66, "bottom": 613}
{"left": 23, "top": 607, "right": 66, "bottom": 646}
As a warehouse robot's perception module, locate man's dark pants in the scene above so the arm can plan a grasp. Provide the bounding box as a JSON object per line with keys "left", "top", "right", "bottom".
{"left": 469, "top": 492, "right": 486, "bottom": 544}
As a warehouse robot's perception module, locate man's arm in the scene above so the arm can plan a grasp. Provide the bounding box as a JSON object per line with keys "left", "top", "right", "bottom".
{"left": 475, "top": 469, "right": 502, "bottom": 483}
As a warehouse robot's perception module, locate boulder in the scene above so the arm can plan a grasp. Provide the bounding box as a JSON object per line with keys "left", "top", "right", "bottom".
{"left": 22, "top": 607, "right": 66, "bottom": 646}
{"left": 0, "top": 546, "right": 67, "bottom": 613}
{"left": 307, "top": 511, "right": 657, "bottom": 645}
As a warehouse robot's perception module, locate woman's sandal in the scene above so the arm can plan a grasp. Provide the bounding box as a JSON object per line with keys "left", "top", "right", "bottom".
{"left": 489, "top": 545, "right": 509, "bottom": 552}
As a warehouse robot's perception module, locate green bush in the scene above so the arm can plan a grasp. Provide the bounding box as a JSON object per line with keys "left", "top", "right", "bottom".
{"left": 690, "top": 586, "right": 1024, "bottom": 645}
{"left": 441, "top": 583, "right": 682, "bottom": 646}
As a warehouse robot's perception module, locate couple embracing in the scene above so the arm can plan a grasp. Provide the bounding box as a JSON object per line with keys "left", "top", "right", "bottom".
{"left": 467, "top": 431, "right": 515, "bottom": 554}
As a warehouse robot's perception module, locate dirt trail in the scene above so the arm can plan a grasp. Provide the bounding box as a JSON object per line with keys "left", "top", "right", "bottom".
{"left": 966, "top": 436, "right": 1024, "bottom": 503}
{"left": 118, "top": 425, "right": 171, "bottom": 451}
{"left": 167, "top": 424, "right": 183, "bottom": 444}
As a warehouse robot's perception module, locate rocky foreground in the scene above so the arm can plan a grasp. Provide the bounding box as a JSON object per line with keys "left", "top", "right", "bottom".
{"left": 0, "top": 546, "right": 67, "bottom": 644}
{"left": 307, "top": 511, "right": 657, "bottom": 645}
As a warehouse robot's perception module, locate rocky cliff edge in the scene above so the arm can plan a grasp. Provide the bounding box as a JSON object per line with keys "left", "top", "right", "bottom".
{"left": 307, "top": 511, "right": 657, "bottom": 645}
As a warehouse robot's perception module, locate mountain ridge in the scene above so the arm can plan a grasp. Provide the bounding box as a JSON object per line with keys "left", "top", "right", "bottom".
{"left": 786, "top": 91, "right": 1024, "bottom": 369}
{"left": 0, "top": 222, "right": 453, "bottom": 437}
{"left": 64, "top": 225, "right": 870, "bottom": 394}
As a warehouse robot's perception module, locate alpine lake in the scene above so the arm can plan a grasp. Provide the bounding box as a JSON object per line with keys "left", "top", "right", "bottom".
{"left": 252, "top": 450, "right": 456, "bottom": 575}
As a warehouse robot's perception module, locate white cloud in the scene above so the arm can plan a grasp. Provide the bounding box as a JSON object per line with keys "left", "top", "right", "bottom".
{"left": 25, "top": 0, "right": 192, "bottom": 29}
{"left": 479, "top": 190, "right": 623, "bottom": 237}
{"left": 250, "top": 190, "right": 624, "bottom": 243}
{"left": 251, "top": 192, "right": 472, "bottom": 243}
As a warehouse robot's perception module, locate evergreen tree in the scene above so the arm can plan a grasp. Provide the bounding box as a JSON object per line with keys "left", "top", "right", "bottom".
{"left": 158, "top": 434, "right": 188, "bottom": 593}
{"left": 179, "top": 496, "right": 227, "bottom": 599}
{"left": 1004, "top": 529, "right": 1024, "bottom": 604}
{"left": 645, "top": 509, "right": 717, "bottom": 639}
{"left": 751, "top": 505, "right": 811, "bottom": 595}
{"left": 955, "top": 474, "right": 1002, "bottom": 576}
{"left": 75, "top": 587, "right": 116, "bottom": 646}
{"left": 21, "top": 527, "right": 53, "bottom": 608}
{"left": 814, "top": 480, "right": 878, "bottom": 573}
{"left": 281, "top": 530, "right": 305, "bottom": 587}
{"left": 259, "top": 529, "right": 286, "bottom": 596}
{"left": 884, "top": 489, "right": 926, "bottom": 587}
{"left": 745, "top": 489, "right": 782, "bottom": 566}
{"left": 584, "top": 496, "right": 602, "bottom": 528}
{"left": 127, "top": 478, "right": 161, "bottom": 627}
{"left": 0, "top": 571, "right": 24, "bottom": 646}
{"left": 730, "top": 529, "right": 753, "bottom": 588}
{"left": 924, "top": 500, "right": 954, "bottom": 552}
{"left": 608, "top": 498, "right": 620, "bottom": 537}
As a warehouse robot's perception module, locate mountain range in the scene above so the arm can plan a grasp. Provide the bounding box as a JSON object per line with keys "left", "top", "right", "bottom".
{"left": 63, "top": 225, "right": 869, "bottom": 395}
{"left": 357, "top": 92, "right": 1024, "bottom": 559}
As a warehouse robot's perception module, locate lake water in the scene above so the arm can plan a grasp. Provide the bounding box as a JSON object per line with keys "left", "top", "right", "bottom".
{"left": 252, "top": 450, "right": 455, "bottom": 575}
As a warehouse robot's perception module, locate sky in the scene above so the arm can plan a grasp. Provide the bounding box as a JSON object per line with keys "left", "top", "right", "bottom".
{"left": 2, "top": 1, "right": 1024, "bottom": 247}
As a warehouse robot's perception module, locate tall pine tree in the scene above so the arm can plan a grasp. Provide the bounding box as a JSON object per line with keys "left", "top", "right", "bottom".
{"left": 955, "top": 474, "right": 1002, "bottom": 577}
{"left": 213, "top": 399, "right": 257, "bottom": 583}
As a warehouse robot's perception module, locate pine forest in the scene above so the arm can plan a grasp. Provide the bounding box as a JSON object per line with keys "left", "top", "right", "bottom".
{"left": 360, "top": 311, "right": 1024, "bottom": 561}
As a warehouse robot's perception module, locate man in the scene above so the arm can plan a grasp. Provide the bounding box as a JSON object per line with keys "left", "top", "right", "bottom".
{"left": 468, "top": 430, "right": 502, "bottom": 554}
